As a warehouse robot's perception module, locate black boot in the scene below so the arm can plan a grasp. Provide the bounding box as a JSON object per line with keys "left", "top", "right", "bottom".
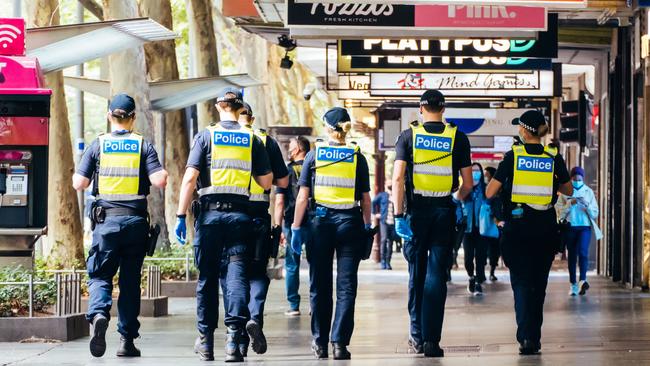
{"left": 423, "top": 342, "right": 444, "bottom": 357}
{"left": 246, "top": 320, "right": 267, "bottom": 354}
{"left": 332, "top": 343, "right": 351, "bottom": 360}
{"left": 519, "top": 339, "right": 540, "bottom": 355}
{"left": 89, "top": 314, "right": 108, "bottom": 358}
{"left": 116, "top": 337, "right": 141, "bottom": 357}
{"left": 194, "top": 333, "right": 214, "bottom": 361}
{"left": 225, "top": 326, "right": 244, "bottom": 362}
{"left": 311, "top": 340, "right": 328, "bottom": 359}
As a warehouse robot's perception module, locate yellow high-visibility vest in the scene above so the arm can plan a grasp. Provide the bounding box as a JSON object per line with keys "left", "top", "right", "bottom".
{"left": 198, "top": 124, "right": 253, "bottom": 197}
{"left": 511, "top": 145, "right": 557, "bottom": 208}
{"left": 97, "top": 133, "right": 144, "bottom": 201}
{"left": 249, "top": 129, "right": 269, "bottom": 203}
{"left": 412, "top": 124, "right": 457, "bottom": 197}
{"left": 314, "top": 142, "right": 359, "bottom": 209}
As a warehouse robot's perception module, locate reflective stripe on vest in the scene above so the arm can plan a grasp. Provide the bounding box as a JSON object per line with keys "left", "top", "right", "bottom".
{"left": 314, "top": 142, "right": 359, "bottom": 210}
{"left": 412, "top": 124, "right": 456, "bottom": 197}
{"left": 249, "top": 129, "right": 270, "bottom": 203}
{"left": 97, "top": 133, "right": 145, "bottom": 201}
{"left": 202, "top": 124, "right": 253, "bottom": 197}
{"left": 511, "top": 145, "right": 557, "bottom": 207}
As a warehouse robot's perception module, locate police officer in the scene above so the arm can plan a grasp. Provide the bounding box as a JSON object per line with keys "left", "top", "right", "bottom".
{"left": 486, "top": 110, "right": 572, "bottom": 355}
{"left": 174, "top": 88, "right": 272, "bottom": 362}
{"left": 392, "top": 90, "right": 473, "bottom": 358}
{"left": 291, "top": 107, "right": 372, "bottom": 360}
{"left": 275, "top": 136, "right": 311, "bottom": 316}
{"left": 72, "top": 93, "right": 168, "bottom": 358}
{"left": 218, "top": 102, "right": 289, "bottom": 357}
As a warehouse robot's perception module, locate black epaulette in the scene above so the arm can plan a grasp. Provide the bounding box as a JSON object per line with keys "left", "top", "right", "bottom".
{"left": 409, "top": 120, "right": 419, "bottom": 127}
{"left": 447, "top": 121, "right": 457, "bottom": 128}
{"left": 258, "top": 128, "right": 267, "bottom": 134}
{"left": 315, "top": 138, "right": 324, "bottom": 143}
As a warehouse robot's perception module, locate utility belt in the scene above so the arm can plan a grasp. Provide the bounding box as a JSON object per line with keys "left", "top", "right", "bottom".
{"left": 90, "top": 203, "right": 160, "bottom": 256}
{"left": 190, "top": 199, "right": 248, "bottom": 217}
{"left": 311, "top": 203, "right": 362, "bottom": 218}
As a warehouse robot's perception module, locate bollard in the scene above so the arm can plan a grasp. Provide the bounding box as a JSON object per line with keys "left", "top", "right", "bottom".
{"left": 28, "top": 274, "right": 33, "bottom": 318}
{"left": 185, "top": 252, "right": 190, "bottom": 282}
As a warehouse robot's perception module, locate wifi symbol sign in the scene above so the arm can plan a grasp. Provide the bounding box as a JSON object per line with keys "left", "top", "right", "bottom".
{"left": 0, "top": 24, "right": 22, "bottom": 49}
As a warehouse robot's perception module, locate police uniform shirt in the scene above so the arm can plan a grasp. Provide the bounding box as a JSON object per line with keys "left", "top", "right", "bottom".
{"left": 76, "top": 131, "right": 163, "bottom": 211}
{"left": 394, "top": 121, "right": 472, "bottom": 205}
{"left": 298, "top": 146, "right": 371, "bottom": 201}
{"left": 250, "top": 134, "right": 289, "bottom": 211}
{"left": 275, "top": 159, "right": 304, "bottom": 226}
{"left": 186, "top": 121, "right": 271, "bottom": 204}
{"left": 493, "top": 144, "right": 570, "bottom": 213}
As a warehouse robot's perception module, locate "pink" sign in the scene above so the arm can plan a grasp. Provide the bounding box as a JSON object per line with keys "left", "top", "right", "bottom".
{"left": 0, "top": 18, "right": 26, "bottom": 57}
{"left": 415, "top": 5, "right": 547, "bottom": 31}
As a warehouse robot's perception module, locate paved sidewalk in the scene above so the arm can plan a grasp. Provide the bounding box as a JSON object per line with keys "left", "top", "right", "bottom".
{"left": 2, "top": 257, "right": 650, "bottom": 365}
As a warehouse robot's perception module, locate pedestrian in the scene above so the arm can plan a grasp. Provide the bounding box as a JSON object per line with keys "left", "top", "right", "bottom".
{"left": 392, "top": 89, "right": 473, "bottom": 358}
{"left": 483, "top": 166, "right": 503, "bottom": 281}
{"left": 218, "top": 102, "right": 289, "bottom": 357}
{"left": 558, "top": 166, "right": 600, "bottom": 296}
{"left": 275, "top": 135, "right": 311, "bottom": 317}
{"left": 291, "top": 107, "right": 373, "bottom": 360}
{"left": 372, "top": 182, "right": 396, "bottom": 270}
{"left": 486, "top": 110, "right": 573, "bottom": 355}
{"left": 461, "top": 162, "right": 490, "bottom": 296}
{"left": 72, "top": 93, "right": 168, "bottom": 358}
{"left": 174, "top": 88, "right": 273, "bottom": 362}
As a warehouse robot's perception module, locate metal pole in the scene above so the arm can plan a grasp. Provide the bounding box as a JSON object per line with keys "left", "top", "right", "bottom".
{"left": 12, "top": 0, "right": 21, "bottom": 17}
{"left": 75, "top": 1, "right": 86, "bottom": 224}
{"left": 185, "top": 253, "right": 190, "bottom": 282}
{"left": 28, "top": 274, "right": 33, "bottom": 318}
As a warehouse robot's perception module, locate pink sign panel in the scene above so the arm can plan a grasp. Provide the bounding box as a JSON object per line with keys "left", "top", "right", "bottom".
{"left": 415, "top": 5, "right": 546, "bottom": 31}
{"left": 0, "top": 117, "right": 48, "bottom": 146}
{"left": 0, "top": 18, "right": 25, "bottom": 57}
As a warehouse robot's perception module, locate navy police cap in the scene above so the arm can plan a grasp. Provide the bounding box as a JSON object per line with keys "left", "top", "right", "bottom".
{"left": 217, "top": 87, "right": 244, "bottom": 105}
{"left": 512, "top": 110, "right": 546, "bottom": 133}
{"left": 323, "top": 107, "right": 350, "bottom": 129}
{"left": 109, "top": 93, "right": 136, "bottom": 118}
{"left": 419, "top": 89, "right": 445, "bottom": 108}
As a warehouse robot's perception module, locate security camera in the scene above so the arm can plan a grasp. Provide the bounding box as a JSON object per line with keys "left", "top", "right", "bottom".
{"left": 303, "top": 83, "right": 316, "bottom": 101}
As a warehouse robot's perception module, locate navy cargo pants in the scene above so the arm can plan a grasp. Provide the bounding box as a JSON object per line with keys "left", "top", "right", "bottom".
{"left": 501, "top": 207, "right": 557, "bottom": 345}
{"left": 219, "top": 212, "right": 271, "bottom": 328}
{"left": 308, "top": 208, "right": 364, "bottom": 347}
{"left": 195, "top": 209, "right": 251, "bottom": 336}
{"left": 408, "top": 202, "right": 454, "bottom": 345}
{"left": 86, "top": 215, "right": 148, "bottom": 339}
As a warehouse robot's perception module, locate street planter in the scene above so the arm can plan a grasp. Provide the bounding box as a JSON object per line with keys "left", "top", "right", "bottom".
{"left": 161, "top": 280, "right": 197, "bottom": 297}
{"left": 81, "top": 296, "right": 168, "bottom": 317}
{"left": 0, "top": 313, "right": 88, "bottom": 342}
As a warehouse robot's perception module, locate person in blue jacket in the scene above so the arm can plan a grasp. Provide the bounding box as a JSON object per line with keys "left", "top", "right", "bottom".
{"left": 461, "top": 162, "right": 490, "bottom": 296}
{"left": 558, "top": 166, "right": 599, "bottom": 296}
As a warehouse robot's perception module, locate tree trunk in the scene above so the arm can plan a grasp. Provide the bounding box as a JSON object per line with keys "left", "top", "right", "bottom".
{"left": 102, "top": 0, "right": 169, "bottom": 245}
{"left": 26, "top": 0, "right": 84, "bottom": 267}
{"left": 139, "top": 0, "right": 190, "bottom": 247}
{"left": 188, "top": 0, "right": 219, "bottom": 128}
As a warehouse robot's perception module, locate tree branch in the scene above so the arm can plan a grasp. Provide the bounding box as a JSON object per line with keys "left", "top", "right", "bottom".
{"left": 78, "top": 0, "right": 104, "bottom": 20}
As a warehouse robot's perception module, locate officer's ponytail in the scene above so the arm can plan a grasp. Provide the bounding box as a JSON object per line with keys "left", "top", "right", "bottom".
{"left": 331, "top": 121, "right": 352, "bottom": 141}
{"left": 536, "top": 124, "right": 549, "bottom": 138}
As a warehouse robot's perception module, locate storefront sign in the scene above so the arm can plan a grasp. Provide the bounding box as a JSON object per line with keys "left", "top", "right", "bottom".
{"left": 294, "top": 0, "right": 585, "bottom": 8}
{"left": 370, "top": 71, "right": 555, "bottom": 97}
{"left": 338, "top": 52, "right": 553, "bottom": 72}
{"left": 401, "top": 107, "right": 528, "bottom": 136}
{"left": 339, "top": 15, "right": 557, "bottom": 58}
{"left": 287, "top": 1, "right": 548, "bottom": 31}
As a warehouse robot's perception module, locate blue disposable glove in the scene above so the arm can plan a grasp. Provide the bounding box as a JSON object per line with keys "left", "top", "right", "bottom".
{"left": 175, "top": 217, "right": 187, "bottom": 245}
{"left": 395, "top": 217, "right": 413, "bottom": 241}
{"left": 290, "top": 227, "right": 303, "bottom": 256}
